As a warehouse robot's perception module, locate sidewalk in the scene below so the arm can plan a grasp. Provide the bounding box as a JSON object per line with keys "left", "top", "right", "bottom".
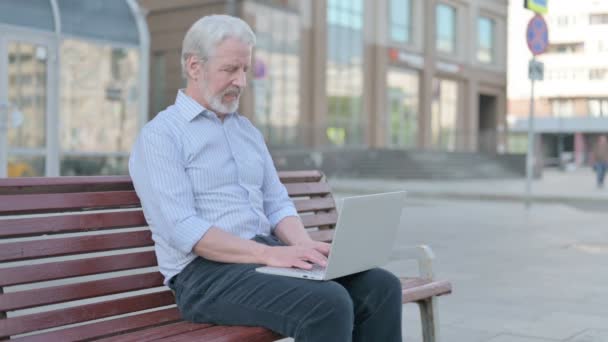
{"left": 329, "top": 167, "right": 608, "bottom": 205}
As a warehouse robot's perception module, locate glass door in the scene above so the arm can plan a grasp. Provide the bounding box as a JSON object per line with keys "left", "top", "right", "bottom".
{"left": 0, "top": 34, "right": 56, "bottom": 177}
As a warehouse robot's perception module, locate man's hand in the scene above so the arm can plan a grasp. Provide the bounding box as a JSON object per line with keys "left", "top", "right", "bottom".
{"left": 261, "top": 245, "right": 329, "bottom": 270}
{"left": 295, "top": 240, "right": 331, "bottom": 257}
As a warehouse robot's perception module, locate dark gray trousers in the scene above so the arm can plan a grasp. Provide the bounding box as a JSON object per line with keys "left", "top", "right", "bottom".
{"left": 168, "top": 235, "right": 403, "bottom": 342}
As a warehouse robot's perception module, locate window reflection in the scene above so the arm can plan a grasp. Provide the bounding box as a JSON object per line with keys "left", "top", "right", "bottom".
{"left": 431, "top": 78, "right": 458, "bottom": 151}
{"left": 389, "top": 0, "right": 412, "bottom": 44}
{"left": 60, "top": 39, "right": 138, "bottom": 154}
{"left": 477, "top": 16, "right": 495, "bottom": 63}
{"left": 436, "top": 3, "right": 456, "bottom": 54}
{"left": 327, "top": 0, "right": 364, "bottom": 146}
{"left": 7, "top": 42, "right": 47, "bottom": 149}
{"left": 247, "top": 1, "right": 301, "bottom": 147}
{"left": 387, "top": 69, "right": 419, "bottom": 148}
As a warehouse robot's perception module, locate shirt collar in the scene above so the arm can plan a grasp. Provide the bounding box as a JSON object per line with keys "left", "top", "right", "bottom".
{"left": 175, "top": 89, "right": 237, "bottom": 122}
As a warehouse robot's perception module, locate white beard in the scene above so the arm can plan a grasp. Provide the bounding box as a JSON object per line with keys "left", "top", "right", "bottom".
{"left": 203, "top": 84, "right": 241, "bottom": 115}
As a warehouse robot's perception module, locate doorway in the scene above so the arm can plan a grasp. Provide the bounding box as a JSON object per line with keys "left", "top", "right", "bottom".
{"left": 478, "top": 94, "right": 497, "bottom": 153}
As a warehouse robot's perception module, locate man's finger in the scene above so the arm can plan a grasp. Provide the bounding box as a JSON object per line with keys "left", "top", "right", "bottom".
{"left": 304, "top": 250, "right": 328, "bottom": 267}
{"left": 293, "top": 260, "right": 313, "bottom": 270}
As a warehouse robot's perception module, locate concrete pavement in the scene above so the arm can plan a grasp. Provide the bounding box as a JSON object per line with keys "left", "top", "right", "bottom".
{"left": 326, "top": 167, "right": 608, "bottom": 341}
{"left": 329, "top": 167, "right": 608, "bottom": 207}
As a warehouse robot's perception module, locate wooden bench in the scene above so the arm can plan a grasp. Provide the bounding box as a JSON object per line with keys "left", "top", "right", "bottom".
{"left": 0, "top": 170, "right": 451, "bottom": 342}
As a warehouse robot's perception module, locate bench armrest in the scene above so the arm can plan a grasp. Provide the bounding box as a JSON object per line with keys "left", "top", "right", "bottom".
{"left": 390, "top": 245, "right": 435, "bottom": 280}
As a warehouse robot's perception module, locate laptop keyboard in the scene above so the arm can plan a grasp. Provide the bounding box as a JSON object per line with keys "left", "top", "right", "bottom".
{"left": 282, "top": 264, "right": 326, "bottom": 277}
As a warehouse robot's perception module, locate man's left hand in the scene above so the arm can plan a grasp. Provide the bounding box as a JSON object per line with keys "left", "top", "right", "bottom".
{"left": 296, "top": 240, "right": 331, "bottom": 257}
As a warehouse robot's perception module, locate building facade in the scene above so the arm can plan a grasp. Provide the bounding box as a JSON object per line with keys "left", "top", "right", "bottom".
{"left": 139, "top": 0, "right": 508, "bottom": 153}
{"left": 508, "top": 0, "right": 608, "bottom": 167}
{"left": 0, "top": 0, "right": 149, "bottom": 177}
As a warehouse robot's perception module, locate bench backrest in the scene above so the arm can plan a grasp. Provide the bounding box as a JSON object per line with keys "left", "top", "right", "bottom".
{"left": 0, "top": 170, "right": 336, "bottom": 340}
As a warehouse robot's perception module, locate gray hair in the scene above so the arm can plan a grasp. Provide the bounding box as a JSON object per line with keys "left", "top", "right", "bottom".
{"left": 181, "top": 15, "right": 256, "bottom": 79}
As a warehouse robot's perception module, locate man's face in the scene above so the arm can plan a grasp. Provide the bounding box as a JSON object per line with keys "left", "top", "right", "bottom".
{"left": 197, "top": 38, "right": 252, "bottom": 115}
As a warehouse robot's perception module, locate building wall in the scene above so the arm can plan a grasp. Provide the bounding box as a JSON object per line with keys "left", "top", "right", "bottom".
{"left": 139, "top": 0, "right": 508, "bottom": 153}
{"left": 507, "top": 0, "right": 608, "bottom": 164}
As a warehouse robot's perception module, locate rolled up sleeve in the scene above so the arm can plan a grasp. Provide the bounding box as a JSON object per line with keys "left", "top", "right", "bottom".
{"left": 129, "top": 127, "right": 212, "bottom": 254}
{"left": 259, "top": 140, "right": 298, "bottom": 230}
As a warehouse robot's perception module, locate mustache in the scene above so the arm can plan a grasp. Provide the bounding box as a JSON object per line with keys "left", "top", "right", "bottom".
{"left": 223, "top": 87, "right": 241, "bottom": 97}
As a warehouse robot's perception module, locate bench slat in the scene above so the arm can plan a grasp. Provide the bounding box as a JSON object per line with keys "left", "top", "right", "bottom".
{"left": 0, "top": 176, "right": 133, "bottom": 195}
{"left": 0, "top": 272, "right": 163, "bottom": 311}
{"left": 0, "top": 171, "right": 320, "bottom": 195}
{"left": 0, "top": 291, "right": 175, "bottom": 337}
{"left": 284, "top": 182, "right": 332, "bottom": 196}
{"left": 301, "top": 212, "right": 338, "bottom": 228}
{"left": 0, "top": 211, "right": 147, "bottom": 238}
{"left": 12, "top": 307, "right": 183, "bottom": 342}
{"left": 0, "top": 191, "right": 140, "bottom": 215}
{"left": 308, "top": 229, "right": 335, "bottom": 242}
{"left": 293, "top": 197, "right": 335, "bottom": 213}
{"left": 97, "top": 321, "right": 212, "bottom": 342}
{"left": 277, "top": 170, "right": 323, "bottom": 183}
{"left": 0, "top": 230, "right": 153, "bottom": 262}
{"left": 0, "top": 251, "right": 157, "bottom": 287}
{"left": 155, "top": 325, "right": 282, "bottom": 342}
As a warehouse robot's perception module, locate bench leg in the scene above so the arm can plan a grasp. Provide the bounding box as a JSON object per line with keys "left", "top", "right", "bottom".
{"left": 418, "top": 297, "right": 440, "bottom": 342}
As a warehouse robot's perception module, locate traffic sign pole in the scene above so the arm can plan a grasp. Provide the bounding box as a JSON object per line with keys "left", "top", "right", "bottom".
{"left": 524, "top": 13, "right": 548, "bottom": 209}
{"left": 526, "top": 56, "right": 536, "bottom": 209}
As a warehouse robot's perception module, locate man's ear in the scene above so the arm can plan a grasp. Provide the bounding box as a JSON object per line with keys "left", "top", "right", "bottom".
{"left": 185, "top": 55, "right": 202, "bottom": 80}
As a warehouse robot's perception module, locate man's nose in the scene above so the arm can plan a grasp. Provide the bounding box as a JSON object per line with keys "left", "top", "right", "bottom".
{"left": 233, "top": 71, "right": 246, "bottom": 88}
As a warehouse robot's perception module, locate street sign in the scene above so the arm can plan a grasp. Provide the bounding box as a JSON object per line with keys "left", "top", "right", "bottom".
{"left": 524, "top": 0, "right": 548, "bottom": 14}
{"left": 526, "top": 14, "right": 549, "bottom": 56}
{"left": 528, "top": 59, "right": 544, "bottom": 80}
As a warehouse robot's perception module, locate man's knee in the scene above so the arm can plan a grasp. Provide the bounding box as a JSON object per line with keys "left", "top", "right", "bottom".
{"left": 299, "top": 282, "right": 354, "bottom": 333}
{"left": 360, "top": 268, "right": 403, "bottom": 304}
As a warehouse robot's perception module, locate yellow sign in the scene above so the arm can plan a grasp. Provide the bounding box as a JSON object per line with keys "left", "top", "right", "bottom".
{"left": 524, "top": 0, "right": 548, "bottom": 14}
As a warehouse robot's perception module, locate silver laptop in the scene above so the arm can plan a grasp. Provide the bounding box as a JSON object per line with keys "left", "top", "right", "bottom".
{"left": 256, "top": 191, "right": 406, "bottom": 281}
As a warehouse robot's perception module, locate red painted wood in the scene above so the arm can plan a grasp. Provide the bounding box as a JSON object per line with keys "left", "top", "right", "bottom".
{"left": 97, "top": 321, "right": 212, "bottom": 342}
{"left": 0, "top": 191, "right": 140, "bottom": 215}
{"left": 0, "top": 272, "right": 164, "bottom": 311}
{"left": 0, "top": 291, "right": 175, "bottom": 337}
{"left": 284, "top": 182, "right": 332, "bottom": 196}
{"left": 277, "top": 170, "right": 323, "bottom": 183}
{"left": 0, "top": 176, "right": 133, "bottom": 195}
{"left": 308, "top": 229, "right": 335, "bottom": 242}
{"left": 292, "top": 197, "right": 336, "bottom": 213}
{"left": 0, "top": 251, "right": 157, "bottom": 287}
{"left": 0, "top": 211, "right": 147, "bottom": 238}
{"left": 0, "top": 230, "right": 153, "bottom": 262}
{"left": 10, "top": 308, "right": 182, "bottom": 342}
{"left": 300, "top": 212, "right": 338, "bottom": 228}
{"left": 155, "top": 325, "right": 282, "bottom": 342}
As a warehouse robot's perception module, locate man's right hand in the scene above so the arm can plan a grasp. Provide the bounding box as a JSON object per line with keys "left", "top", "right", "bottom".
{"left": 260, "top": 245, "right": 328, "bottom": 270}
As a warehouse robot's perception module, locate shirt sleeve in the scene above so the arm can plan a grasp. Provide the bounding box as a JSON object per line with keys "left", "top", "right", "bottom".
{"left": 129, "top": 127, "right": 212, "bottom": 254}
{"left": 258, "top": 135, "right": 299, "bottom": 230}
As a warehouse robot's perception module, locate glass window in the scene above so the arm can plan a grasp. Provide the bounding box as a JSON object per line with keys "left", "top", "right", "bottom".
{"left": 590, "top": 13, "right": 608, "bottom": 25}
{"left": 386, "top": 69, "right": 419, "bottom": 148}
{"left": 0, "top": 0, "right": 54, "bottom": 32}
{"left": 551, "top": 99, "right": 574, "bottom": 117}
{"left": 589, "top": 99, "right": 608, "bottom": 117}
{"left": 436, "top": 3, "right": 456, "bottom": 54}
{"left": 7, "top": 42, "right": 47, "bottom": 150}
{"left": 477, "top": 16, "right": 495, "bottom": 63}
{"left": 389, "top": 0, "right": 412, "bottom": 44}
{"left": 60, "top": 39, "right": 139, "bottom": 175}
{"left": 327, "top": 0, "right": 365, "bottom": 146}
{"left": 247, "top": 2, "right": 301, "bottom": 147}
{"left": 431, "top": 78, "right": 458, "bottom": 151}
{"left": 57, "top": 0, "right": 139, "bottom": 44}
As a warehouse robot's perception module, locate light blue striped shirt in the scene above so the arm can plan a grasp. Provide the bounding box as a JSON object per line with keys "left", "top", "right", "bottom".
{"left": 129, "top": 90, "right": 298, "bottom": 284}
